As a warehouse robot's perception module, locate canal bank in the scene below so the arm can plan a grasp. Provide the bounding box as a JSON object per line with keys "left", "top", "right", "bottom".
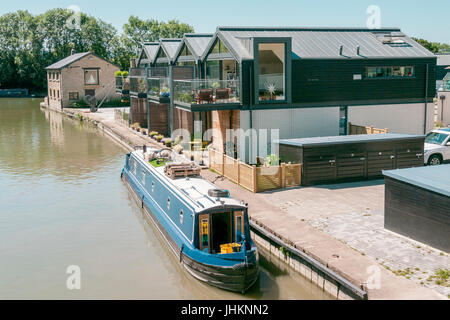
{"left": 39, "top": 102, "right": 447, "bottom": 300}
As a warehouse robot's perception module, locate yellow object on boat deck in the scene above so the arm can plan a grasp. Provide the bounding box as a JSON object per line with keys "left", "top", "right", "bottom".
{"left": 220, "top": 243, "right": 242, "bottom": 254}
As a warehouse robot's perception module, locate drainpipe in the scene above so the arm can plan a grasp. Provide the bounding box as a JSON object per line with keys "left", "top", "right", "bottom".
{"left": 249, "top": 66, "right": 253, "bottom": 163}
{"left": 169, "top": 64, "right": 174, "bottom": 135}
{"left": 424, "top": 63, "right": 429, "bottom": 134}
{"left": 146, "top": 67, "right": 150, "bottom": 133}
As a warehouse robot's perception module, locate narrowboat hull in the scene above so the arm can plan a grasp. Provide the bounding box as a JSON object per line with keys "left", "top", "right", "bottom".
{"left": 121, "top": 169, "right": 259, "bottom": 293}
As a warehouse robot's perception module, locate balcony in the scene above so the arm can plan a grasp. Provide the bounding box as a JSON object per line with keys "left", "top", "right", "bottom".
{"left": 173, "top": 79, "right": 241, "bottom": 111}
{"left": 147, "top": 77, "right": 170, "bottom": 103}
{"left": 115, "top": 76, "right": 129, "bottom": 95}
{"left": 129, "top": 68, "right": 147, "bottom": 98}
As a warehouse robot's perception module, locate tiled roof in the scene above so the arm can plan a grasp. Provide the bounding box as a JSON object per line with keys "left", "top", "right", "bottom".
{"left": 45, "top": 52, "right": 91, "bottom": 70}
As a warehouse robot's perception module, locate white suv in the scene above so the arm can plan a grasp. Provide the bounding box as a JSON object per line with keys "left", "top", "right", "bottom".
{"left": 424, "top": 128, "right": 450, "bottom": 165}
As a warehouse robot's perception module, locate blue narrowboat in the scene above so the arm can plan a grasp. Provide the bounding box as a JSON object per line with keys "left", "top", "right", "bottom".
{"left": 121, "top": 150, "right": 259, "bottom": 293}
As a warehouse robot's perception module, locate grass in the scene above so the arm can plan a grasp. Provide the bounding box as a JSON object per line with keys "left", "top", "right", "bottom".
{"left": 149, "top": 159, "right": 165, "bottom": 168}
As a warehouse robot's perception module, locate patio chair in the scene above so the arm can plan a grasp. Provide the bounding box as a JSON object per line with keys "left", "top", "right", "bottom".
{"left": 215, "top": 88, "right": 230, "bottom": 102}
{"left": 196, "top": 89, "right": 213, "bottom": 104}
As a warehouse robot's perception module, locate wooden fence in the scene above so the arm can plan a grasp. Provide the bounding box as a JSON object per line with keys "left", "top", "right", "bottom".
{"left": 349, "top": 122, "right": 389, "bottom": 135}
{"left": 209, "top": 148, "right": 302, "bottom": 193}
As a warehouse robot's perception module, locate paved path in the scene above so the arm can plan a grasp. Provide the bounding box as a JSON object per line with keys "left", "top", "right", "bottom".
{"left": 201, "top": 171, "right": 448, "bottom": 300}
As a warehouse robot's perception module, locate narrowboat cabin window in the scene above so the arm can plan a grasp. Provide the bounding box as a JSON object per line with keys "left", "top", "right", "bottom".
{"left": 235, "top": 211, "right": 244, "bottom": 242}
{"left": 258, "top": 43, "right": 286, "bottom": 101}
{"left": 200, "top": 218, "right": 209, "bottom": 252}
{"left": 141, "top": 171, "right": 145, "bottom": 185}
{"left": 366, "top": 66, "right": 415, "bottom": 79}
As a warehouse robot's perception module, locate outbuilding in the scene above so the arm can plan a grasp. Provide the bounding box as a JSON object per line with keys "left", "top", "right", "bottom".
{"left": 277, "top": 133, "right": 425, "bottom": 186}
{"left": 383, "top": 165, "right": 450, "bottom": 252}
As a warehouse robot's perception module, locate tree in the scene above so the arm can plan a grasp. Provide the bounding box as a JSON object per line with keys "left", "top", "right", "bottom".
{"left": 413, "top": 37, "right": 450, "bottom": 54}
{"left": 0, "top": 9, "right": 194, "bottom": 93}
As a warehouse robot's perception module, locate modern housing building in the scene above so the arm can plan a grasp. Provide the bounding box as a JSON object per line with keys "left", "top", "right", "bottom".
{"left": 45, "top": 51, "right": 120, "bottom": 110}
{"left": 124, "top": 27, "right": 436, "bottom": 163}
{"left": 436, "top": 53, "right": 450, "bottom": 90}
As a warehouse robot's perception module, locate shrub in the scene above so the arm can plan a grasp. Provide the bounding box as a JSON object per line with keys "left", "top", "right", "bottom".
{"left": 115, "top": 70, "right": 129, "bottom": 77}
{"left": 131, "top": 122, "right": 141, "bottom": 130}
{"left": 162, "top": 138, "right": 172, "bottom": 147}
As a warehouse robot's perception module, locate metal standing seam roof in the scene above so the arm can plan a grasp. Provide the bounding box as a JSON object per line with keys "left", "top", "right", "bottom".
{"left": 437, "top": 54, "right": 450, "bottom": 66}
{"left": 213, "top": 27, "right": 436, "bottom": 61}
{"left": 159, "top": 39, "right": 182, "bottom": 62}
{"left": 182, "top": 34, "right": 214, "bottom": 59}
{"left": 142, "top": 42, "right": 160, "bottom": 62}
{"left": 276, "top": 133, "right": 425, "bottom": 147}
{"left": 45, "top": 52, "right": 91, "bottom": 70}
{"left": 383, "top": 164, "right": 450, "bottom": 197}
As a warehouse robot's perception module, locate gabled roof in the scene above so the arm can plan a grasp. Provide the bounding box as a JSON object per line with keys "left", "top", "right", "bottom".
{"left": 174, "top": 33, "right": 213, "bottom": 61}
{"left": 203, "top": 26, "right": 436, "bottom": 62}
{"left": 158, "top": 38, "right": 182, "bottom": 63}
{"left": 45, "top": 52, "right": 91, "bottom": 70}
{"left": 138, "top": 42, "right": 160, "bottom": 66}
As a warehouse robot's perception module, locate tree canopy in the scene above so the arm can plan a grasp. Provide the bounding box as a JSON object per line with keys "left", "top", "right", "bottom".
{"left": 0, "top": 9, "right": 193, "bottom": 93}
{"left": 412, "top": 38, "right": 450, "bottom": 54}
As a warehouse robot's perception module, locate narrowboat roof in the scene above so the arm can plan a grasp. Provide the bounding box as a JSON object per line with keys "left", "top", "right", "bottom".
{"left": 276, "top": 133, "right": 424, "bottom": 147}
{"left": 132, "top": 151, "right": 246, "bottom": 212}
{"left": 209, "top": 26, "right": 435, "bottom": 61}
{"left": 383, "top": 164, "right": 450, "bottom": 197}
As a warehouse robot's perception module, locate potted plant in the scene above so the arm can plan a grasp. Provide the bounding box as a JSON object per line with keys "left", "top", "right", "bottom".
{"left": 154, "top": 134, "right": 164, "bottom": 142}
{"left": 162, "top": 138, "right": 172, "bottom": 147}
{"left": 160, "top": 87, "right": 170, "bottom": 98}
{"left": 149, "top": 131, "right": 158, "bottom": 138}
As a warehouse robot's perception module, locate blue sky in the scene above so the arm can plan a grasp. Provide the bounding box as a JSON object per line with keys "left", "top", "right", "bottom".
{"left": 2, "top": 0, "right": 449, "bottom": 43}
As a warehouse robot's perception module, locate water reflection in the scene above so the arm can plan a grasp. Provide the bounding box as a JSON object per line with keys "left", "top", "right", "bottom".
{"left": 0, "top": 99, "right": 331, "bottom": 300}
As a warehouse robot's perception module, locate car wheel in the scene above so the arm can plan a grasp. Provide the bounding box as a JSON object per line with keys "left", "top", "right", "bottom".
{"left": 427, "top": 154, "right": 442, "bottom": 166}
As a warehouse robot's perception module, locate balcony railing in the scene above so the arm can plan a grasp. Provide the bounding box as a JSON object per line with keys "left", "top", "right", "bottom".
{"left": 115, "top": 76, "right": 129, "bottom": 94}
{"left": 173, "top": 79, "right": 241, "bottom": 106}
{"left": 147, "top": 77, "right": 170, "bottom": 101}
{"left": 129, "top": 76, "right": 147, "bottom": 98}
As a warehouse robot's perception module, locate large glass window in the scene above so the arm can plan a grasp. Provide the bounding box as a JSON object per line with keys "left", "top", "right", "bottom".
{"left": 211, "top": 39, "right": 229, "bottom": 54}
{"left": 206, "top": 60, "right": 220, "bottom": 79}
{"left": 258, "top": 43, "right": 285, "bottom": 101}
{"left": 84, "top": 69, "right": 99, "bottom": 85}
{"left": 366, "top": 66, "right": 414, "bottom": 79}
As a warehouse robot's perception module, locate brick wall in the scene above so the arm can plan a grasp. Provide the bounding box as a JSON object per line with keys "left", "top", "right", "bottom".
{"left": 59, "top": 53, "right": 120, "bottom": 108}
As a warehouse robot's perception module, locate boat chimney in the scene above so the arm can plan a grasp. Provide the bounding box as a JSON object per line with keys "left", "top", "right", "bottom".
{"left": 143, "top": 145, "right": 147, "bottom": 153}
{"left": 71, "top": 47, "right": 76, "bottom": 55}
{"left": 339, "top": 45, "right": 344, "bottom": 56}
{"left": 356, "top": 46, "right": 360, "bottom": 56}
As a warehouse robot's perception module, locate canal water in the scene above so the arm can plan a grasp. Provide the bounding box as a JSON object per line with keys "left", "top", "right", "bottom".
{"left": 0, "top": 99, "right": 331, "bottom": 299}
